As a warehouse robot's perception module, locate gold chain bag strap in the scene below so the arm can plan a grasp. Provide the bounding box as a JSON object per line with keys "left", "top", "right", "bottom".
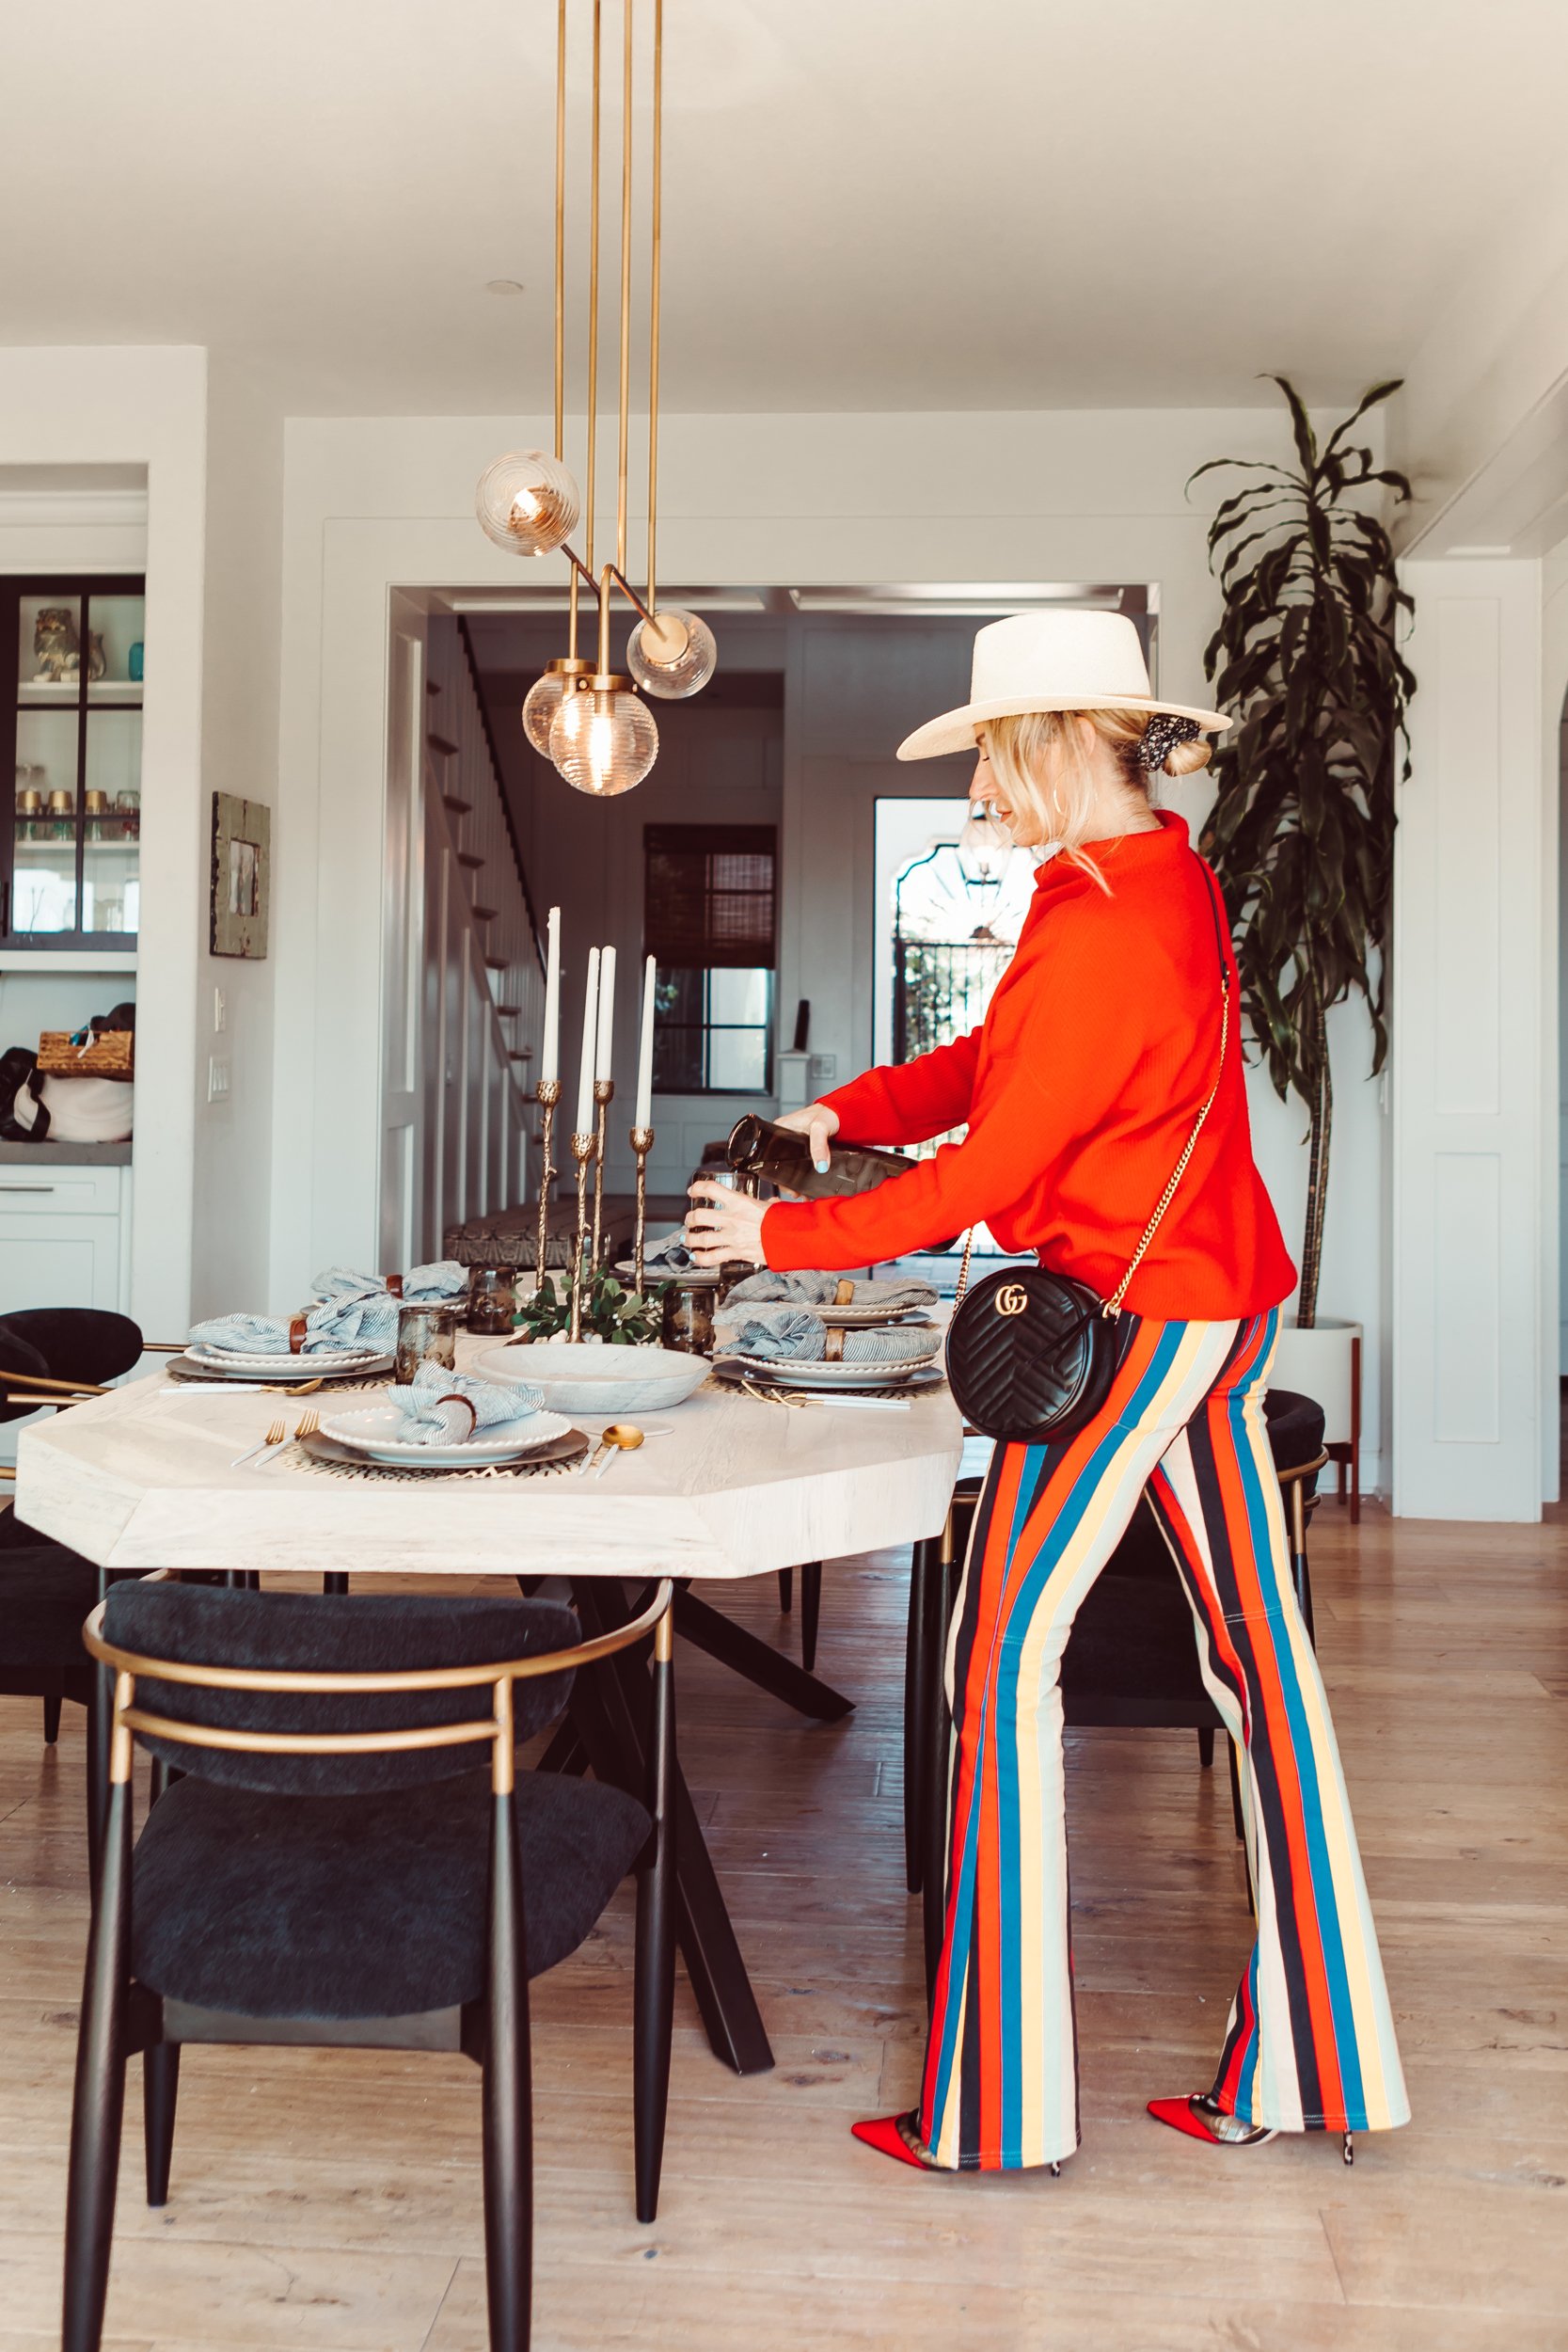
{"left": 944, "top": 874, "right": 1230, "bottom": 1443}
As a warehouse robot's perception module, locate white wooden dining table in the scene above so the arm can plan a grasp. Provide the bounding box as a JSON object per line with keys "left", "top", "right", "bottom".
{"left": 15, "top": 1338, "right": 963, "bottom": 1583}
{"left": 15, "top": 1340, "right": 964, "bottom": 2077}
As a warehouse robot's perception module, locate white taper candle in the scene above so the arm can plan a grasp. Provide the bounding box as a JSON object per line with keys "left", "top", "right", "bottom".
{"left": 576, "top": 946, "right": 599, "bottom": 1135}
{"left": 595, "top": 944, "right": 616, "bottom": 1089}
{"left": 540, "top": 906, "right": 561, "bottom": 1084}
{"left": 635, "top": 954, "right": 657, "bottom": 1128}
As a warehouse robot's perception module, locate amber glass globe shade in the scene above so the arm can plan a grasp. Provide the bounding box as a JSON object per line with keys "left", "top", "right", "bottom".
{"left": 626, "top": 607, "right": 718, "bottom": 701}
{"left": 548, "top": 684, "right": 659, "bottom": 796}
{"left": 475, "top": 450, "right": 580, "bottom": 557}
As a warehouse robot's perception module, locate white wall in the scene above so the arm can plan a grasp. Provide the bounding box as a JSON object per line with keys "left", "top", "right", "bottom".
{"left": 273, "top": 405, "right": 1389, "bottom": 1483}
{"left": 0, "top": 350, "right": 206, "bottom": 1339}
{"left": 189, "top": 360, "right": 282, "bottom": 1319}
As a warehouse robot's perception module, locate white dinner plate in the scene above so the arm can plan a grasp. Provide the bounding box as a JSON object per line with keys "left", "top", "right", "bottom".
{"left": 319, "top": 1403, "right": 571, "bottom": 1467}
{"left": 175, "top": 1350, "right": 392, "bottom": 1384}
{"left": 714, "top": 1356, "right": 948, "bottom": 1395}
{"left": 809, "top": 1304, "right": 936, "bottom": 1328}
{"left": 186, "top": 1341, "right": 384, "bottom": 1373}
{"left": 724, "top": 1350, "right": 937, "bottom": 1390}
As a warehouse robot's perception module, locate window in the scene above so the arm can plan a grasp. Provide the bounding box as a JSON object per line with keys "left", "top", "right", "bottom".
{"left": 644, "top": 824, "right": 776, "bottom": 1094}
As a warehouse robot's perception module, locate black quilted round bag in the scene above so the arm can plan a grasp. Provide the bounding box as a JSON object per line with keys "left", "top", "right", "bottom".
{"left": 943, "top": 1265, "right": 1119, "bottom": 1444}
{"left": 943, "top": 874, "right": 1231, "bottom": 1447}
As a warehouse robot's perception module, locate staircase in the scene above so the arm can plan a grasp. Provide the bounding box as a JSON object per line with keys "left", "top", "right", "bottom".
{"left": 413, "top": 617, "right": 545, "bottom": 1261}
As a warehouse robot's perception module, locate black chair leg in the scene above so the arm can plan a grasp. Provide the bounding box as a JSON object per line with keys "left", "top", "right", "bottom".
{"left": 634, "top": 1616, "right": 676, "bottom": 2224}
{"left": 904, "top": 1538, "right": 934, "bottom": 1894}
{"left": 42, "top": 1689, "right": 63, "bottom": 1745}
{"left": 777, "top": 1567, "right": 793, "bottom": 1613}
{"left": 1227, "top": 1739, "right": 1245, "bottom": 1842}
{"left": 799, "top": 1562, "right": 822, "bottom": 1673}
{"left": 63, "top": 1775, "right": 133, "bottom": 2352}
{"left": 483, "top": 1789, "right": 532, "bottom": 2352}
{"left": 142, "top": 2042, "right": 180, "bottom": 2207}
{"left": 86, "top": 1661, "right": 110, "bottom": 1887}
{"left": 920, "top": 1547, "right": 955, "bottom": 2000}
{"left": 1196, "top": 1725, "right": 1215, "bottom": 1770}
{"left": 322, "top": 1572, "right": 349, "bottom": 1596}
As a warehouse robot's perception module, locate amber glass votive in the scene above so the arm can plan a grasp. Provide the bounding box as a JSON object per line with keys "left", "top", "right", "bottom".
{"left": 394, "top": 1301, "right": 459, "bottom": 1384}
{"left": 661, "top": 1278, "right": 716, "bottom": 1357}
{"left": 466, "top": 1265, "right": 517, "bottom": 1334}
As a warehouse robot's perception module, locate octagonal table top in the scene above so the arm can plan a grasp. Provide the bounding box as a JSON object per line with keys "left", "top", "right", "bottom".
{"left": 15, "top": 1339, "right": 964, "bottom": 1582}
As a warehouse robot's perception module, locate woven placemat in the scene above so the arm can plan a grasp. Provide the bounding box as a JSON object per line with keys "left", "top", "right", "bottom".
{"left": 282, "top": 1427, "right": 591, "bottom": 1483}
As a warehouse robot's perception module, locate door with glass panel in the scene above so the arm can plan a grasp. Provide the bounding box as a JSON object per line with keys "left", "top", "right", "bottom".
{"left": 2, "top": 576, "right": 144, "bottom": 948}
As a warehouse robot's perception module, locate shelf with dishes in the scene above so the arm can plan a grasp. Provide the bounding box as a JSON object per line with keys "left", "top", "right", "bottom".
{"left": 5, "top": 576, "right": 144, "bottom": 949}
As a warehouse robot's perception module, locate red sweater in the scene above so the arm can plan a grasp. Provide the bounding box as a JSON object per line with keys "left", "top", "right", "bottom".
{"left": 762, "top": 814, "right": 1295, "bottom": 1321}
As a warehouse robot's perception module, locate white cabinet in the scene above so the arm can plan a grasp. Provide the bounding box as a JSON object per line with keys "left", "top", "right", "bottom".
{"left": 0, "top": 1165, "right": 127, "bottom": 1313}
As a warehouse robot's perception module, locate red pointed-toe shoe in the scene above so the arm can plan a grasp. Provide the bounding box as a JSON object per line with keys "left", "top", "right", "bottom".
{"left": 1148, "top": 2094, "right": 1277, "bottom": 2149}
{"left": 850, "top": 2112, "right": 937, "bottom": 2169}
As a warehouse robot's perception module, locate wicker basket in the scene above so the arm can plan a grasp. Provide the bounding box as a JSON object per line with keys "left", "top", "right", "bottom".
{"left": 37, "top": 1027, "right": 135, "bottom": 1080}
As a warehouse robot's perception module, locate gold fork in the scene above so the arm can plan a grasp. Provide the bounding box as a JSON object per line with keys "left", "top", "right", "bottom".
{"left": 231, "top": 1418, "right": 287, "bottom": 1470}
{"left": 293, "top": 1409, "right": 321, "bottom": 1449}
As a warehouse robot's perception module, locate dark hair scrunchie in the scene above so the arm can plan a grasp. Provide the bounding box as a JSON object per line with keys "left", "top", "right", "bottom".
{"left": 1136, "top": 713, "right": 1202, "bottom": 771}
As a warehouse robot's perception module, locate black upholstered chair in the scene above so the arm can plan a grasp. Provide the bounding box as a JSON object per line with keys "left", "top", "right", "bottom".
{"left": 63, "top": 1576, "right": 677, "bottom": 2352}
{"left": 906, "top": 1390, "right": 1328, "bottom": 1989}
{"left": 1, "top": 1311, "right": 145, "bottom": 1848}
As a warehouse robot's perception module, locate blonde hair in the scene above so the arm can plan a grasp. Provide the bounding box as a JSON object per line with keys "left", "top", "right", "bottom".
{"left": 981, "top": 707, "right": 1212, "bottom": 890}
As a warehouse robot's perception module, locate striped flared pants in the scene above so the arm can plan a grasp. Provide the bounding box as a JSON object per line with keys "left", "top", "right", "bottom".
{"left": 919, "top": 1309, "right": 1409, "bottom": 2169}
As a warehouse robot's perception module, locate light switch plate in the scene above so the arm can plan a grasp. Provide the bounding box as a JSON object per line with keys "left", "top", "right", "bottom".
{"left": 809, "top": 1053, "right": 836, "bottom": 1088}
{"left": 214, "top": 987, "right": 227, "bottom": 1034}
{"left": 207, "top": 1056, "right": 230, "bottom": 1103}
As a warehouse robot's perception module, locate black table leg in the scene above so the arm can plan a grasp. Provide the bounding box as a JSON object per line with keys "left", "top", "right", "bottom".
{"left": 569, "top": 1580, "right": 774, "bottom": 2076}
{"left": 673, "top": 1590, "right": 854, "bottom": 1723}
{"left": 799, "top": 1562, "right": 822, "bottom": 1672}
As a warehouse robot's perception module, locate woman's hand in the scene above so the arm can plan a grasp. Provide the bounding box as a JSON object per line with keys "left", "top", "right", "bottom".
{"left": 774, "top": 1099, "right": 840, "bottom": 1176}
{"left": 686, "top": 1181, "right": 770, "bottom": 1269}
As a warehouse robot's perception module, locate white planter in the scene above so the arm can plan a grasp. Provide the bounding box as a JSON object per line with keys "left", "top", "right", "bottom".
{"left": 1268, "top": 1317, "right": 1361, "bottom": 1448}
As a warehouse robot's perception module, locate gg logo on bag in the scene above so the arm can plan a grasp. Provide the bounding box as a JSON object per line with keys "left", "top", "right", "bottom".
{"left": 995, "top": 1283, "right": 1028, "bottom": 1317}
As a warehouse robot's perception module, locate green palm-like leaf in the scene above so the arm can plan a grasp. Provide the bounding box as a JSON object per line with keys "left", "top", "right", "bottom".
{"left": 1187, "top": 375, "right": 1413, "bottom": 1323}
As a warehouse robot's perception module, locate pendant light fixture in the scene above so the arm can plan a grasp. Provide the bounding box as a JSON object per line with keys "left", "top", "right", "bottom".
{"left": 483, "top": 0, "right": 716, "bottom": 795}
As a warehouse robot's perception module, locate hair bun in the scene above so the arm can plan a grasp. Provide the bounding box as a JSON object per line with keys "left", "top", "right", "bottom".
{"left": 1163, "top": 735, "right": 1213, "bottom": 778}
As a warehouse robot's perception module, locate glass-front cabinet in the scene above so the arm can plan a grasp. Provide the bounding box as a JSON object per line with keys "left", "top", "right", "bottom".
{"left": 1, "top": 576, "right": 143, "bottom": 948}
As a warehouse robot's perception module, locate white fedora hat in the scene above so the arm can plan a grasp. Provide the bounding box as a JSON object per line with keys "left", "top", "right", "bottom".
{"left": 896, "top": 610, "right": 1230, "bottom": 762}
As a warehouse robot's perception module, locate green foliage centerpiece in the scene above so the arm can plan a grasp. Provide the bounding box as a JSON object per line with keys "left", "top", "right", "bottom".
{"left": 513, "top": 1268, "right": 666, "bottom": 1347}
{"left": 1190, "top": 375, "right": 1416, "bottom": 1324}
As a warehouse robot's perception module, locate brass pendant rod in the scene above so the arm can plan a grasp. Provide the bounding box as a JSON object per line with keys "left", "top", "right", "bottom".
{"left": 616, "top": 0, "right": 635, "bottom": 577}
{"left": 585, "top": 0, "right": 603, "bottom": 580}
{"left": 558, "top": 0, "right": 578, "bottom": 660}
{"left": 597, "top": 564, "right": 614, "bottom": 675}
{"left": 646, "top": 0, "right": 663, "bottom": 615}
{"left": 557, "top": 540, "right": 653, "bottom": 628}
{"left": 553, "top": 0, "right": 566, "bottom": 462}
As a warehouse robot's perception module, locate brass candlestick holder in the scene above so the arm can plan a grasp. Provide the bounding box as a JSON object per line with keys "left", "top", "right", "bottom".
{"left": 629, "top": 1124, "right": 655, "bottom": 1294}
{"left": 591, "top": 1077, "right": 614, "bottom": 1269}
{"left": 533, "top": 1078, "right": 561, "bottom": 1294}
{"left": 568, "top": 1131, "right": 596, "bottom": 1342}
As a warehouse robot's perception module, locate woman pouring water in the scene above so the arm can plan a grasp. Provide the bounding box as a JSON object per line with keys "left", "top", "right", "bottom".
{"left": 685, "top": 611, "right": 1407, "bottom": 2174}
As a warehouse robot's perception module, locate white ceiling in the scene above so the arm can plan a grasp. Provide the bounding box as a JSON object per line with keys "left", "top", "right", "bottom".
{"left": 5, "top": 0, "right": 1567, "bottom": 417}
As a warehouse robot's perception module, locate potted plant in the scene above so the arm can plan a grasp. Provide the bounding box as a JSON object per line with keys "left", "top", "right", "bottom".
{"left": 1190, "top": 376, "right": 1416, "bottom": 1495}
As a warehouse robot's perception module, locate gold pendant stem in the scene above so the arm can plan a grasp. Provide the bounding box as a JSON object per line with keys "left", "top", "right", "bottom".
{"left": 646, "top": 0, "right": 662, "bottom": 614}
{"left": 592, "top": 1078, "right": 614, "bottom": 1268}
{"left": 533, "top": 1079, "right": 561, "bottom": 1294}
{"left": 585, "top": 0, "right": 602, "bottom": 580}
{"left": 553, "top": 0, "right": 566, "bottom": 462}
{"left": 616, "top": 0, "right": 634, "bottom": 577}
{"left": 630, "top": 1123, "right": 655, "bottom": 1294}
{"left": 569, "top": 1132, "right": 596, "bottom": 1342}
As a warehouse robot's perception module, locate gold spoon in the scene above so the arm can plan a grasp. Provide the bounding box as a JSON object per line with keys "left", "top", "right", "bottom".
{"left": 593, "top": 1422, "right": 645, "bottom": 1479}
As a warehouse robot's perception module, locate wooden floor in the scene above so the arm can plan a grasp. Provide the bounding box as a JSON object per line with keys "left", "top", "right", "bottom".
{"left": 2, "top": 1505, "right": 1566, "bottom": 2351}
